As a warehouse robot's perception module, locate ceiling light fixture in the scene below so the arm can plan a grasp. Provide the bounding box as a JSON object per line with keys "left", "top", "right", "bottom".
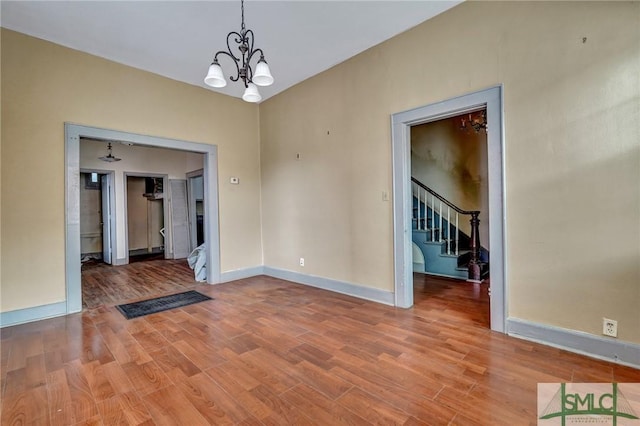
{"left": 204, "top": 0, "right": 274, "bottom": 103}
{"left": 460, "top": 110, "right": 488, "bottom": 133}
{"left": 99, "top": 143, "right": 121, "bottom": 162}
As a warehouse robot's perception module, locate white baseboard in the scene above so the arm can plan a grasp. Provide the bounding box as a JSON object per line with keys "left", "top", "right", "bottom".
{"left": 0, "top": 301, "right": 68, "bottom": 328}
{"left": 113, "top": 257, "right": 128, "bottom": 266}
{"left": 220, "top": 266, "right": 265, "bottom": 283}
{"left": 507, "top": 317, "right": 640, "bottom": 369}
{"left": 263, "top": 266, "right": 394, "bottom": 306}
{"left": 419, "top": 271, "right": 470, "bottom": 281}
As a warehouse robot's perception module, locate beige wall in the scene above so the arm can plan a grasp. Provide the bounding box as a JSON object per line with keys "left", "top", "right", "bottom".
{"left": 1, "top": 29, "right": 262, "bottom": 312}
{"left": 411, "top": 116, "right": 489, "bottom": 246}
{"left": 260, "top": 2, "right": 640, "bottom": 342}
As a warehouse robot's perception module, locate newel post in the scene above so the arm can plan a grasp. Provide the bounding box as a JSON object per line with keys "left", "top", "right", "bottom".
{"left": 468, "top": 212, "right": 482, "bottom": 282}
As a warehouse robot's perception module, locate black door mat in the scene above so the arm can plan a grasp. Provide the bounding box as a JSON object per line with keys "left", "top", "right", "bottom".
{"left": 116, "top": 290, "right": 212, "bottom": 319}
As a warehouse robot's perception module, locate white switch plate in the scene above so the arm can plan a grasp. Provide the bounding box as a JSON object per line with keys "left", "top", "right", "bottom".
{"left": 230, "top": 177, "right": 239, "bottom": 184}
{"left": 299, "top": 257, "right": 304, "bottom": 266}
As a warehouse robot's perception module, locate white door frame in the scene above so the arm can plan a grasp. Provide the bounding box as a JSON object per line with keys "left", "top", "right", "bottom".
{"left": 65, "top": 123, "right": 221, "bottom": 314}
{"left": 391, "top": 86, "right": 507, "bottom": 332}
{"left": 100, "top": 172, "right": 115, "bottom": 264}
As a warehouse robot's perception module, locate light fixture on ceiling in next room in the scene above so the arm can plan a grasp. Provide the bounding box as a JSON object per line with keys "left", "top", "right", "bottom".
{"left": 204, "top": 0, "right": 274, "bottom": 103}
{"left": 99, "top": 143, "right": 121, "bottom": 162}
{"left": 460, "top": 110, "right": 488, "bottom": 133}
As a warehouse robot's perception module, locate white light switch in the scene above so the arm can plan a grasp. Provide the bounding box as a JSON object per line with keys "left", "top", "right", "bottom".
{"left": 230, "top": 177, "right": 239, "bottom": 184}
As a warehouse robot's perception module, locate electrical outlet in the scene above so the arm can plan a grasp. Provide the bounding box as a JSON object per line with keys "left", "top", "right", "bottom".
{"left": 602, "top": 318, "right": 617, "bottom": 338}
{"left": 299, "top": 257, "right": 304, "bottom": 267}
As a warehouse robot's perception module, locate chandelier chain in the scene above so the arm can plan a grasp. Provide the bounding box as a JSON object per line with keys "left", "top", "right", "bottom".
{"left": 241, "top": 0, "right": 245, "bottom": 32}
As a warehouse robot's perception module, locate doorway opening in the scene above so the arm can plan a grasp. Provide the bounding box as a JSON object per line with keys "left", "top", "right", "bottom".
{"left": 187, "top": 170, "right": 205, "bottom": 250}
{"left": 410, "top": 110, "right": 489, "bottom": 282}
{"left": 125, "top": 175, "right": 167, "bottom": 263}
{"left": 410, "top": 109, "right": 491, "bottom": 327}
{"left": 391, "top": 86, "right": 506, "bottom": 332}
{"left": 65, "top": 124, "right": 221, "bottom": 314}
{"left": 80, "top": 171, "right": 112, "bottom": 266}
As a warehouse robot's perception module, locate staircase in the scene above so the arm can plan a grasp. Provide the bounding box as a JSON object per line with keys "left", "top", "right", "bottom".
{"left": 411, "top": 177, "right": 489, "bottom": 282}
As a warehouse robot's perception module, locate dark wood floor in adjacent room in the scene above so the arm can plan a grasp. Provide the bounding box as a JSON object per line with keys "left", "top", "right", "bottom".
{"left": 2, "top": 263, "right": 638, "bottom": 425}
{"left": 81, "top": 258, "right": 198, "bottom": 309}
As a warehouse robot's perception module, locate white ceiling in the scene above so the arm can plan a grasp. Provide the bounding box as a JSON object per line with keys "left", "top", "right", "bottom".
{"left": 1, "top": 1, "right": 461, "bottom": 102}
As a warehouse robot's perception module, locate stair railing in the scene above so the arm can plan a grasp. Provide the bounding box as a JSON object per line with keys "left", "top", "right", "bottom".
{"left": 411, "top": 177, "right": 482, "bottom": 282}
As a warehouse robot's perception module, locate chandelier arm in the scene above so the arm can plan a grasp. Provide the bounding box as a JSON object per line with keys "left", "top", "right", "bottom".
{"left": 214, "top": 50, "right": 242, "bottom": 83}
{"left": 246, "top": 47, "right": 265, "bottom": 64}
{"left": 225, "top": 31, "right": 243, "bottom": 61}
{"left": 244, "top": 29, "right": 255, "bottom": 59}
{"left": 245, "top": 47, "right": 267, "bottom": 82}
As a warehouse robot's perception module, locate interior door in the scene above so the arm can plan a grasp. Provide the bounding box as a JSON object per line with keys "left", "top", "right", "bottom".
{"left": 188, "top": 175, "right": 205, "bottom": 250}
{"left": 170, "top": 179, "right": 191, "bottom": 259}
{"left": 101, "top": 174, "right": 113, "bottom": 264}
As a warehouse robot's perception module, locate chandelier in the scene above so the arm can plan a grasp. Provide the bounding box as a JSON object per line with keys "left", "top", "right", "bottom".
{"left": 204, "top": 0, "right": 273, "bottom": 103}
{"left": 99, "top": 143, "right": 121, "bottom": 162}
{"left": 460, "top": 110, "right": 488, "bottom": 133}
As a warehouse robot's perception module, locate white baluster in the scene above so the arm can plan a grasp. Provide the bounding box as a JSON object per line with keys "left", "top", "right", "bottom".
{"left": 421, "top": 189, "right": 425, "bottom": 231}
{"left": 417, "top": 186, "right": 420, "bottom": 230}
{"left": 417, "top": 187, "right": 421, "bottom": 231}
{"left": 431, "top": 194, "right": 435, "bottom": 242}
{"left": 420, "top": 189, "right": 427, "bottom": 231}
{"left": 439, "top": 201, "right": 443, "bottom": 243}
{"left": 455, "top": 213, "right": 459, "bottom": 256}
{"left": 447, "top": 207, "right": 451, "bottom": 255}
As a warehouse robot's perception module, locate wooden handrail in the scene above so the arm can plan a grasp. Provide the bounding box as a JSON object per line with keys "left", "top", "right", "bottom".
{"left": 411, "top": 177, "right": 479, "bottom": 216}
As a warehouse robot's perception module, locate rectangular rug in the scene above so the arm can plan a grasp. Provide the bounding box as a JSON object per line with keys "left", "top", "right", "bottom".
{"left": 116, "top": 290, "right": 212, "bottom": 319}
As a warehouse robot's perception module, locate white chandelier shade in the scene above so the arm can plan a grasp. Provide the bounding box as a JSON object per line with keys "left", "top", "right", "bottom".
{"left": 252, "top": 59, "right": 274, "bottom": 87}
{"left": 242, "top": 83, "right": 262, "bottom": 103}
{"left": 204, "top": 62, "right": 227, "bottom": 88}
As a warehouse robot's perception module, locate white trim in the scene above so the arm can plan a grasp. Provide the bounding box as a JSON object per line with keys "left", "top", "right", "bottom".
{"left": 391, "top": 86, "right": 507, "bottom": 332}
{"left": 220, "top": 266, "right": 265, "bottom": 283}
{"left": 263, "top": 267, "right": 395, "bottom": 306}
{"left": 0, "top": 302, "right": 67, "bottom": 328}
{"left": 507, "top": 318, "right": 640, "bottom": 369}
{"left": 418, "top": 271, "right": 472, "bottom": 281}
{"left": 65, "top": 123, "right": 222, "bottom": 316}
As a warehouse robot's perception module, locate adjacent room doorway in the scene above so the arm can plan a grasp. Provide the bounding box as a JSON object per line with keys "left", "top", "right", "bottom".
{"left": 187, "top": 170, "right": 206, "bottom": 250}
{"left": 65, "top": 123, "right": 221, "bottom": 314}
{"left": 125, "top": 174, "right": 168, "bottom": 263}
{"left": 79, "top": 170, "right": 116, "bottom": 266}
{"left": 391, "top": 86, "right": 507, "bottom": 332}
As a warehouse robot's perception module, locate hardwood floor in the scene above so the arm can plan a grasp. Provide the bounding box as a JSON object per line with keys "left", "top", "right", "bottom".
{"left": 2, "top": 267, "right": 639, "bottom": 425}
{"left": 81, "top": 259, "right": 198, "bottom": 309}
